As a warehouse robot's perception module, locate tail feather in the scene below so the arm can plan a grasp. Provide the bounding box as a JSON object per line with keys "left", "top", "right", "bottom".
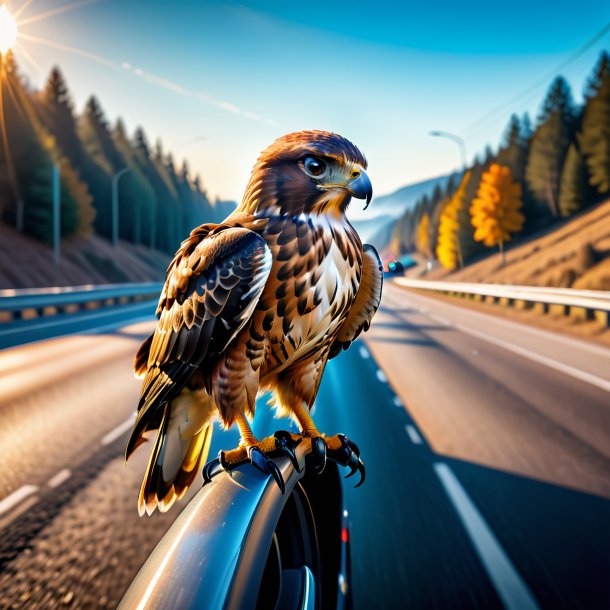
{"left": 134, "top": 390, "right": 215, "bottom": 516}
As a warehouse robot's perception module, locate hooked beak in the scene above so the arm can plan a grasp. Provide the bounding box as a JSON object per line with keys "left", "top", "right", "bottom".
{"left": 347, "top": 167, "right": 373, "bottom": 210}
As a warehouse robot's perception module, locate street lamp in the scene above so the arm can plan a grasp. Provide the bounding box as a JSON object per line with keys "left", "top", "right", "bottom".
{"left": 111, "top": 167, "right": 131, "bottom": 246}
{"left": 429, "top": 130, "right": 467, "bottom": 170}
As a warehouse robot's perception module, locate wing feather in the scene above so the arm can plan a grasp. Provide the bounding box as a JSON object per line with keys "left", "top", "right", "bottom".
{"left": 329, "top": 244, "right": 383, "bottom": 359}
{"left": 126, "top": 227, "right": 272, "bottom": 458}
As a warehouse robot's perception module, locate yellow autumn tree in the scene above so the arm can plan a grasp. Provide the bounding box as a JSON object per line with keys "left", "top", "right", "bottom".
{"left": 416, "top": 212, "right": 432, "bottom": 260}
{"left": 470, "top": 163, "right": 523, "bottom": 264}
{"left": 436, "top": 172, "right": 471, "bottom": 270}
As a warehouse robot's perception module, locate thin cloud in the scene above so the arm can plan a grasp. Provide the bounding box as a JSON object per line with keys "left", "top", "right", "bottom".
{"left": 122, "top": 63, "right": 276, "bottom": 126}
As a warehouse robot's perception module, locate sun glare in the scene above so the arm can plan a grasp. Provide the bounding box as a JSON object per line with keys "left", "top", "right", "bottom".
{"left": 0, "top": 5, "right": 18, "bottom": 54}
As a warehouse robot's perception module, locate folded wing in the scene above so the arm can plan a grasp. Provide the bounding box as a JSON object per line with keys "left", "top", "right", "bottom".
{"left": 126, "top": 226, "right": 272, "bottom": 459}
{"left": 329, "top": 244, "right": 383, "bottom": 358}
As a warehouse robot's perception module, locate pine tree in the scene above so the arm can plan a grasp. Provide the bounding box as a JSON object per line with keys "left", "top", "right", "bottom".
{"left": 525, "top": 77, "right": 575, "bottom": 217}
{"left": 521, "top": 112, "right": 533, "bottom": 143}
{"left": 559, "top": 143, "right": 587, "bottom": 217}
{"left": 1, "top": 53, "right": 93, "bottom": 242}
{"left": 497, "top": 115, "right": 526, "bottom": 180}
{"left": 470, "top": 164, "right": 523, "bottom": 263}
{"left": 40, "top": 68, "right": 109, "bottom": 238}
{"left": 430, "top": 183, "right": 443, "bottom": 211}
{"left": 584, "top": 51, "right": 610, "bottom": 99}
{"left": 580, "top": 52, "right": 610, "bottom": 195}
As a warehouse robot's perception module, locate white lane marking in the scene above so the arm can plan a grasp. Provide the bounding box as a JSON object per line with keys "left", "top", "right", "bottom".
{"left": 455, "top": 323, "right": 610, "bottom": 394}
{"left": 376, "top": 369, "right": 387, "bottom": 383}
{"left": 358, "top": 345, "right": 370, "bottom": 359}
{"left": 0, "top": 485, "right": 38, "bottom": 516}
{"left": 434, "top": 463, "right": 540, "bottom": 610}
{"left": 405, "top": 288, "right": 610, "bottom": 359}
{"left": 101, "top": 415, "right": 136, "bottom": 446}
{"left": 428, "top": 313, "right": 451, "bottom": 326}
{"left": 393, "top": 396, "right": 403, "bottom": 408}
{"left": 47, "top": 469, "right": 71, "bottom": 488}
{"left": 405, "top": 425, "right": 423, "bottom": 445}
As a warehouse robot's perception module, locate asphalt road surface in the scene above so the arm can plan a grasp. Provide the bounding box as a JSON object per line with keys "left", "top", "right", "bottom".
{"left": 0, "top": 281, "right": 608, "bottom": 608}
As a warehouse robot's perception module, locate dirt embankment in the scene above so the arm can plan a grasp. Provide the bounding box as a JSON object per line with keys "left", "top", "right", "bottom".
{"left": 0, "top": 223, "right": 170, "bottom": 289}
{"left": 439, "top": 198, "right": 610, "bottom": 290}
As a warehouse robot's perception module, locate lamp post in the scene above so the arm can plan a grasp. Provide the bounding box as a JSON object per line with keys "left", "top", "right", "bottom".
{"left": 429, "top": 130, "right": 467, "bottom": 170}
{"left": 52, "top": 164, "right": 60, "bottom": 266}
{"left": 111, "top": 167, "right": 131, "bottom": 246}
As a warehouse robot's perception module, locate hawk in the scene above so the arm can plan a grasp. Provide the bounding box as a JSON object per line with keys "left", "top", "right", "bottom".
{"left": 126, "top": 131, "right": 383, "bottom": 515}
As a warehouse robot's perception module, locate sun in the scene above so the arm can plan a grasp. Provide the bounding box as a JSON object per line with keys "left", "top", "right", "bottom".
{"left": 0, "top": 5, "right": 18, "bottom": 54}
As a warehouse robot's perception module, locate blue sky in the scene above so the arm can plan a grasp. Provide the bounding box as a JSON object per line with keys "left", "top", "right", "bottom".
{"left": 6, "top": 0, "right": 610, "bottom": 217}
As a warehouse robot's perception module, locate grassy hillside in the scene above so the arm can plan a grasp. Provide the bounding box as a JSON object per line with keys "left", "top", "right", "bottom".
{"left": 437, "top": 197, "right": 610, "bottom": 290}
{"left": 0, "top": 223, "right": 169, "bottom": 289}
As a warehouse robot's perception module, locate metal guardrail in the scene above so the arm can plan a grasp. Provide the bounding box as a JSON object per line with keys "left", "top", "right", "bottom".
{"left": 119, "top": 443, "right": 350, "bottom": 610}
{"left": 395, "top": 277, "right": 610, "bottom": 325}
{"left": 0, "top": 282, "right": 163, "bottom": 322}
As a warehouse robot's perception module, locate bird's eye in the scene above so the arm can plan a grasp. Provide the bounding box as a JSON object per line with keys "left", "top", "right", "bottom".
{"left": 303, "top": 156, "right": 327, "bottom": 178}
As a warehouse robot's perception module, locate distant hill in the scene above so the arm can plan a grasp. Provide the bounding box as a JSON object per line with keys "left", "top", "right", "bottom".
{"left": 370, "top": 172, "right": 460, "bottom": 219}
{"left": 350, "top": 171, "right": 460, "bottom": 252}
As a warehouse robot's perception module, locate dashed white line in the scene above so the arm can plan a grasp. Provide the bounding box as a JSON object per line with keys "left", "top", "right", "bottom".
{"left": 393, "top": 396, "right": 403, "bottom": 408}
{"left": 405, "top": 425, "right": 423, "bottom": 445}
{"left": 434, "top": 463, "right": 540, "bottom": 610}
{"left": 455, "top": 322, "right": 610, "bottom": 394}
{"left": 101, "top": 415, "right": 136, "bottom": 446}
{"left": 0, "top": 485, "right": 38, "bottom": 517}
{"left": 358, "top": 345, "right": 370, "bottom": 359}
{"left": 376, "top": 369, "right": 388, "bottom": 383}
{"left": 47, "top": 468, "right": 71, "bottom": 489}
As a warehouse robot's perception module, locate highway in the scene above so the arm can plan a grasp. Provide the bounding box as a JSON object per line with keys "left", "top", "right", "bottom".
{"left": 0, "top": 281, "right": 609, "bottom": 608}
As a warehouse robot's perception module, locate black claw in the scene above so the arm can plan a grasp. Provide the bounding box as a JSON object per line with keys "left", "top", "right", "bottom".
{"left": 249, "top": 447, "right": 286, "bottom": 494}
{"left": 202, "top": 453, "right": 229, "bottom": 485}
{"left": 308, "top": 436, "right": 327, "bottom": 474}
{"left": 326, "top": 435, "right": 366, "bottom": 488}
{"left": 274, "top": 430, "right": 302, "bottom": 473}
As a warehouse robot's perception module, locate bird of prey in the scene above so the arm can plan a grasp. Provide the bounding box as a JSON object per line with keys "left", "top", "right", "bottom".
{"left": 126, "top": 130, "right": 383, "bottom": 515}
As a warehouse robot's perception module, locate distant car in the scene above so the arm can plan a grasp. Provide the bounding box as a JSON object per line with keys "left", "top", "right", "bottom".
{"left": 385, "top": 259, "right": 404, "bottom": 274}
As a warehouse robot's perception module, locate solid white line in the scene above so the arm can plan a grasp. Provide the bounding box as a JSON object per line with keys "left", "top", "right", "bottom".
{"left": 405, "top": 425, "right": 423, "bottom": 445}
{"left": 0, "top": 485, "right": 38, "bottom": 516}
{"left": 405, "top": 288, "right": 610, "bottom": 359}
{"left": 455, "top": 323, "right": 610, "bottom": 393}
{"left": 358, "top": 345, "right": 370, "bottom": 359}
{"left": 428, "top": 313, "right": 451, "bottom": 326}
{"left": 376, "top": 369, "right": 388, "bottom": 383}
{"left": 47, "top": 469, "right": 71, "bottom": 488}
{"left": 393, "top": 396, "right": 403, "bottom": 408}
{"left": 101, "top": 416, "right": 136, "bottom": 446}
{"left": 434, "top": 463, "right": 540, "bottom": 610}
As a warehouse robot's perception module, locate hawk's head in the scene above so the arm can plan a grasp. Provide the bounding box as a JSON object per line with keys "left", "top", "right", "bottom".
{"left": 240, "top": 130, "right": 372, "bottom": 216}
